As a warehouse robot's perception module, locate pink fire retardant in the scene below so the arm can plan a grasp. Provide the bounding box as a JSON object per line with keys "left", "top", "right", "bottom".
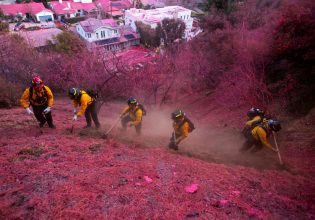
{"left": 144, "top": 176, "right": 153, "bottom": 183}
{"left": 185, "top": 183, "right": 198, "bottom": 193}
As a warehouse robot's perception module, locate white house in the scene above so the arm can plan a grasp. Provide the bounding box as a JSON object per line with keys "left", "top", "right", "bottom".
{"left": 77, "top": 18, "right": 120, "bottom": 42}
{"left": 76, "top": 18, "right": 140, "bottom": 51}
{"left": 124, "top": 6, "right": 193, "bottom": 39}
{"left": 35, "top": 10, "right": 54, "bottom": 22}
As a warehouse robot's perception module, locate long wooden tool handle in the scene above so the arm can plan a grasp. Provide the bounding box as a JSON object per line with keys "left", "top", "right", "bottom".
{"left": 173, "top": 129, "right": 177, "bottom": 143}
{"left": 105, "top": 117, "right": 121, "bottom": 135}
{"left": 273, "top": 131, "right": 283, "bottom": 165}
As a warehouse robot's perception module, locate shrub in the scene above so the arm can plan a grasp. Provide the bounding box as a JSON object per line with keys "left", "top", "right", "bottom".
{"left": 0, "top": 76, "right": 21, "bottom": 108}
{"left": 25, "top": 26, "right": 41, "bottom": 31}
{"left": 0, "top": 21, "right": 9, "bottom": 33}
{"left": 268, "top": 2, "right": 315, "bottom": 114}
{"left": 65, "top": 17, "right": 86, "bottom": 24}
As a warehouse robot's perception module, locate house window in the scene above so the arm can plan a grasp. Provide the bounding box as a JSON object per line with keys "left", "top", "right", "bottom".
{"left": 96, "top": 33, "right": 99, "bottom": 39}
{"left": 101, "top": 31, "right": 106, "bottom": 38}
{"left": 87, "top": 33, "right": 91, "bottom": 38}
{"left": 114, "top": 30, "right": 117, "bottom": 33}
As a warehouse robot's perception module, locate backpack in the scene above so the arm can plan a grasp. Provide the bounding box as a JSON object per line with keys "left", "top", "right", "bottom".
{"left": 136, "top": 103, "right": 146, "bottom": 116}
{"left": 29, "top": 86, "right": 48, "bottom": 105}
{"left": 86, "top": 89, "right": 98, "bottom": 100}
{"left": 184, "top": 116, "right": 195, "bottom": 133}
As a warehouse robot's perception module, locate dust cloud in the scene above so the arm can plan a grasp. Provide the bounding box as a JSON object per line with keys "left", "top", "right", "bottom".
{"left": 98, "top": 102, "right": 281, "bottom": 170}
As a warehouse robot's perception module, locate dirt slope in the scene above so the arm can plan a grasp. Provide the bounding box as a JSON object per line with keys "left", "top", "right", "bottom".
{"left": 0, "top": 99, "right": 314, "bottom": 219}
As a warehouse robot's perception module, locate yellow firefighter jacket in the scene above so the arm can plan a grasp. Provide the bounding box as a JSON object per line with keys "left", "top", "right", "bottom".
{"left": 245, "top": 115, "right": 262, "bottom": 127}
{"left": 20, "top": 85, "right": 54, "bottom": 108}
{"left": 121, "top": 105, "right": 143, "bottom": 126}
{"left": 173, "top": 119, "right": 190, "bottom": 138}
{"left": 72, "top": 91, "right": 93, "bottom": 116}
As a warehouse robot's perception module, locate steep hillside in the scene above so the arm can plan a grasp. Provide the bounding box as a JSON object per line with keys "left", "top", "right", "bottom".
{"left": 0, "top": 99, "right": 314, "bottom": 219}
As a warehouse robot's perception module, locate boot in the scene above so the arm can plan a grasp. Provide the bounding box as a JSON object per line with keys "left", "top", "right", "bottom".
{"left": 49, "top": 124, "right": 56, "bottom": 129}
{"left": 168, "top": 142, "right": 178, "bottom": 151}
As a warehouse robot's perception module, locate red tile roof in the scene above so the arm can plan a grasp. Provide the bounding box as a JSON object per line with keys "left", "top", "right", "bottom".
{"left": 96, "top": 0, "right": 131, "bottom": 12}
{"left": 0, "top": 3, "right": 53, "bottom": 16}
{"left": 50, "top": 1, "right": 97, "bottom": 15}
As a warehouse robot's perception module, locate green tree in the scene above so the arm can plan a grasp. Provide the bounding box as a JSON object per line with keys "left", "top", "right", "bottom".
{"left": 156, "top": 18, "right": 185, "bottom": 47}
{"left": 206, "top": 0, "right": 237, "bottom": 14}
{"left": 0, "top": 21, "right": 9, "bottom": 33}
{"left": 53, "top": 31, "right": 86, "bottom": 55}
{"left": 36, "top": 0, "right": 49, "bottom": 8}
{"left": 0, "top": 9, "right": 4, "bottom": 18}
{"left": 135, "top": 21, "right": 160, "bottom": 48}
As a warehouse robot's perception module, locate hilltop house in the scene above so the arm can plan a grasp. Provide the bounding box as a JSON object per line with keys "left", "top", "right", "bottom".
{"left": 0, "top": 3, "right": 54, "bottom": 22}
{"left": 50, "top": 0, "right": 98, "bottom": 21}
{"left": 124, "top": 6, "right": 193, "bottom": 40}
{"left": 96, "top": 0, "right": 132, "bottom": 19}
{"left": 76, "top": 18, "right": 139, "bottom": 51}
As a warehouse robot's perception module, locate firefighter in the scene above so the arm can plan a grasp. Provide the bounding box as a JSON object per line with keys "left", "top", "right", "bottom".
{"left": 20, "top": 76, "right": 55, "bottom": 128}
{"left": 242, "top": 107, "right": 265, "bottom": 139}
{"left": 240, "top": 119, "right": 281, "bottom": 153}
{"left": 169, "top": 110, "right": 195, "bottom": 150}
{"left": 120, "top": 97, "right": 145, "bottom": 135}
{"left": 68, "top": 88, "right": 101, "bottom": 129}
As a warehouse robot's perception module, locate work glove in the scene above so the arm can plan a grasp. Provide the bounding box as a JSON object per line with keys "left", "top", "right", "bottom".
{"left": 72, "top": 115, "right": 78, "bottom": 121}
{"left": 73, "top": 108, "right": 76, "bottom": 114}
{"left": 128, "top": 123, "right": 134, "bottom": 127}
{"left": 43, "top": 107, "right": 51, "bottom": 114}
{"left": 26, "top": 107, "right": 33, "bottom": 115}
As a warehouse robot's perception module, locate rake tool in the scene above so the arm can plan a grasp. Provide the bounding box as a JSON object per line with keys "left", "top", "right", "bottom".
{"left": 272, "top": 131, "right": 283, "bottom": 165}
{"left": 102, "top": 117, "right": 121, "bottom": 139}
{"left": 31, "top": 114, "right": 43, "bottom": 134}
{"left": 70, "top": 119, "right": 75, "bottom": 134}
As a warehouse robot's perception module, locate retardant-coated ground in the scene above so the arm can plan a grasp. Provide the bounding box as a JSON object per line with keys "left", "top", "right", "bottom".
{"left": 0, "top": 98, "right": 314, "bottom": 219}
